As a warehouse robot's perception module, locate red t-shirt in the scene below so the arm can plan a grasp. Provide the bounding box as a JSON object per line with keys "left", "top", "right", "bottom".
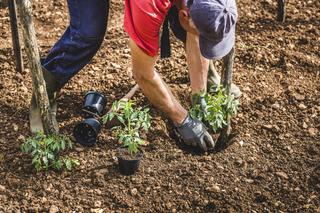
{"left": 124, "top": 0, "right": 176, "bottom": 56}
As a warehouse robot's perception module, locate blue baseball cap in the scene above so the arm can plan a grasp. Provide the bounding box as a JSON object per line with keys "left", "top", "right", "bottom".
{"left": 189, "top": 0, "right": 238, "bottom": 59}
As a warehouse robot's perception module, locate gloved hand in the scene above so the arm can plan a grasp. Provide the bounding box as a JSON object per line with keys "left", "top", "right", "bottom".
{"left": 174, "top": 114, "right": 215, "bottom": 151}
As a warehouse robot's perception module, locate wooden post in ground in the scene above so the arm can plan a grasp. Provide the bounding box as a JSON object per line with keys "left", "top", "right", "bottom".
{"left": 8, "top": 0, "right": 24, "bottom": 73}
{"left": 16, "top": 0, "right": 57, "bottom": 135}
{"left": 219, "top": 47, "right": 235, "bottom": 143}
{"left": 277, "top": 0, "right": 285, "bottom": 22}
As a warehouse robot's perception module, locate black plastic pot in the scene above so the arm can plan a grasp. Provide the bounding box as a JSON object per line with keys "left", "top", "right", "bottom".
{"left": 83, "top": 91, "right": 107, "bottom": 118}
{"left": 73, "top": 118, "right": 101, "bottom": 146}
{"left": 117, "top": 148, "right": 143, "bottom": 176}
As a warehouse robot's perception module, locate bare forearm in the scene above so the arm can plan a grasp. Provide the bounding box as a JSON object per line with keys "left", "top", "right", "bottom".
{"left": 186, "top": 32, "right": 209, "bottom": 94}
{"left": 129, "top": 39, "right": 187, "bottom": 124}
{"left": 136, "top": 71, "right": 186, "bottom": 123}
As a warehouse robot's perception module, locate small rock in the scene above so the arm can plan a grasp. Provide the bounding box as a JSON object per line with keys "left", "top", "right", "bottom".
{"left": 18, "top": 135, "right": 25, "bottom": 142}
{"left": 292, "top": 93, "right": 305, "bottom": 101}
{"left": 238, "top": 140, "right": 244, "bottom": 147}
{"left": 242, "top": 86, "right": 251, "bottom": 92}
{"left": 308, "top": 128, "right": 317, "bottom": 136}
{"left": 302, "top": 122, "right": 308, "bottom": 129}
{"left": 0, "top": 185, "right": 6, "bottom": 192}
{"left": 49, "top": 205, "right": 59, "bottom": 213}
{"left": 13, "top": 124, "right": 19, "bottom": 132}
{"left": 41, "top": 197, "right": 47, "bottom": 203}
{"left": 298, "top": 103, "right": 307, "bottom": 110}
{"left": 19, "top": 85, "right": 28, "bottom": 93}
{"left": 90, "top": 208, "right": 104, "bottom": 213}
{"left": 94, "top": 200, "right": 102, "bottom": 208}
{"left": 262, "top": 124, "right": 273, "bottom": 130}
{"left": 92, "top": 66, "right": 100, "bottom": 71}
{"left": 206, "top": 184, "right": 220, "bottom": 193}
{"left": 294, "top": 187, "right": 301, "bottom": 191}
{"left": 106, "top": 74, "right": 114, "bottom": 80}
{"left": 247, "top": 157, "right": 256, "bottom": 164}
{"left": 95, "top": 189, "right": 102, "bottom": 195}
{"left": 131, "top": 188, "right": 138, "bottom": 195}
{"left": 74, "top": 147, "right": 84, "bottom": 152}
{"left": 271, "top": 103, "right": 280, "bottom": 109}
{"left": 110, "top": 62, "right": 121, "bottom": 69}
{"left": 285, "top": 146, "right": 293, "bottom": 154}
{"left": 166, "top": 202, "right": 172, "bottom": 209}
{"left": 244, "top": 178, "right": 254, "bottom": 183}
{"left": 275, "top": 171, "right": 289, "bottom": 180}
{"left": 97, "top": 168, "right": 108, "bottom": 175}
{"left": 235, "top": 159, "right": 244, "bottom": 167}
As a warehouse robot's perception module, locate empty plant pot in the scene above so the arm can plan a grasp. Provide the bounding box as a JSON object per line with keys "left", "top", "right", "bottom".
{"left": 117, "top": 148, "right": 143, "bottom": 176}
{"left": 83, "top": 91, "right": 107, "bottom": 118}
{"left": 73, "top": 118, "right": 101, "bottom": 146}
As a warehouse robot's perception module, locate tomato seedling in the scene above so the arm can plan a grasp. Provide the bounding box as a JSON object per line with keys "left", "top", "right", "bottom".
{"left": 102, "top": 100, "right": 151, "bottom": 156}
{"left": 21, "top": 132, "right": 79, "bottom": 172}
{"left": 190, "top": 87, "right": 239, "bottom": 133}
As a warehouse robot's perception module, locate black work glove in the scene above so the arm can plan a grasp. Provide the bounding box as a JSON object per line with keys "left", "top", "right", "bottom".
{"left": 174, "top": 114, "right": 215, "bottom": 152}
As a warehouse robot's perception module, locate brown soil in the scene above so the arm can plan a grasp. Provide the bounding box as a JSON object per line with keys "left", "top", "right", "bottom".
{"left": 0, "top": 0, "right": 319, "bottom": 212}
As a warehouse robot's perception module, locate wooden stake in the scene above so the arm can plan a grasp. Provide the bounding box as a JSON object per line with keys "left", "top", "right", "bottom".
{"left": 119, "top": 84, "right": 140, "bottom": 102}
{"left": 8, "top": 0, "right": 24, "bottom": 73}
{"left": 219, "top": 47, "right": 235, "bottom": 143}
{"left": 277, "top": 0, "right": 285, "bottom": 23}
{"left": 16, "top": 0, "right": 57, "bottom": 135}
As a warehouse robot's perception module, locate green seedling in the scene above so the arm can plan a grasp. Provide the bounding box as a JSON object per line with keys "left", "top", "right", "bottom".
{"left": 102, "top": 100, "right": 151, "bottom": 156}
{"left": 21, "top": 132, "right": 79, "bottom": 172}
{"left": 190, "top": 87, "right": 239, "bottom": 133}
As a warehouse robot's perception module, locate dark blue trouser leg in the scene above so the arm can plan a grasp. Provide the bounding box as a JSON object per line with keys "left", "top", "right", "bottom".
{"left": 42, "top": 0, "right": 109, "bottom": 86}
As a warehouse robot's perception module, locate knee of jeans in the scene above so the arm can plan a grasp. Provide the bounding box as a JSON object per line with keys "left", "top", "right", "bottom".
{"left": 73, "top": 21, "right": 106, "bottom": 48}
{"left": 78, "top": 30, "right": 105, "bottom": 45}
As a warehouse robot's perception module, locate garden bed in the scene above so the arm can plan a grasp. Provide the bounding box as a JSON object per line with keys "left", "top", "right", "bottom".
{"left": 0, "top": 0, "right": 319, "bottom": 212}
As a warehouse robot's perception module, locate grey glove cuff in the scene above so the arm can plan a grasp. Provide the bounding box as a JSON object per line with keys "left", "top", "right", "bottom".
{"left": 174, "top": 114, "right": 216, "bottom": 151}
{"left": 175, "top": 114, "right": 192, "bottom": 128}
{"left": 174, "top": 114, "right": 205, "bottom": 143}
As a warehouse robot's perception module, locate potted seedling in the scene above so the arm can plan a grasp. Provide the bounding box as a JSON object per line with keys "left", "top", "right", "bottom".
{"left": 102, "top": 100, "right": 151, "bottom": 175}
{"left": 190, "top": 86, "right": 239, "bottom": 133}
{"left": 21, "top": 132, "right": 79, "bottom": 172}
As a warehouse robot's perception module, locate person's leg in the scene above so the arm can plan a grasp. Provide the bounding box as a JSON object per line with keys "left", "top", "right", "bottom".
{"left": 130, "top": 39, "right": 187, "bottom": 125}
{"left": 30, "top": 0, "right": 109, "bottom": 133}
{"left": 42, "top": 0, "right": 110, "bottom": 86}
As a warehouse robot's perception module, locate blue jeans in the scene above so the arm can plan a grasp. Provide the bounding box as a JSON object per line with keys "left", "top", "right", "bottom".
{"left": 42, "top": 0, "right": 109, "bottom": 86}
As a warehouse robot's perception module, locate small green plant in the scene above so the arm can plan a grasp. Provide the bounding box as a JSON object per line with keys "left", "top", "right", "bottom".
{"left": 190, "top": 87, "right": 239, "bottom": 132}
{"left": 21, "top": 132, "right": 79, "bottom": 172}
{"left": 102, "top": 100, "right": 151, "bottom": 156}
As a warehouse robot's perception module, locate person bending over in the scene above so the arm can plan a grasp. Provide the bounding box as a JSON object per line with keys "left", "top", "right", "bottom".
{"left": 124, "top": 0, "right": 238, "bottom": 151}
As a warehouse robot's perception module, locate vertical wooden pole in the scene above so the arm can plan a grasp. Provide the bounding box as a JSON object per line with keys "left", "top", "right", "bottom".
{"left": 16, "top": 0, "right": 57, "bottom": 135}
{"left": 277, "top": 0, "right": 285, "bottom": 22}
{"left": 219, "top": 47, "right": 235, "bottom": 143}
{"left": 8, "top": 0, "right": 24, "bottom": 73}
